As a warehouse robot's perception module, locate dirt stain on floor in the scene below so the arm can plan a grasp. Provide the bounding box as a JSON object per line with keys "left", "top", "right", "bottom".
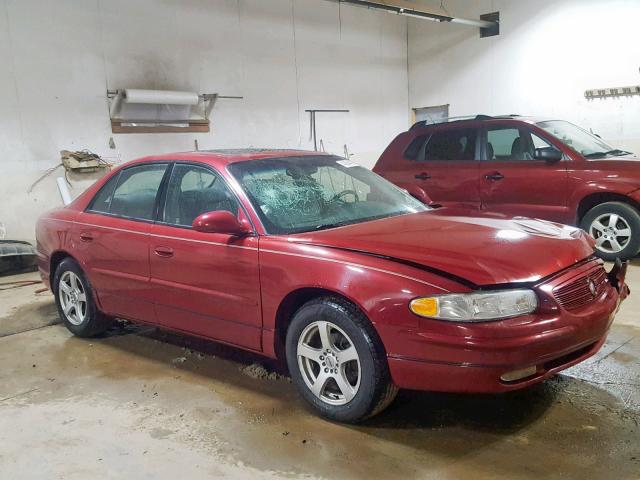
{"left": 0, "top": 300, "right": 59, "bottom": 337}
{"left": 10, "top": 320, "right": 632, "bottom": 480}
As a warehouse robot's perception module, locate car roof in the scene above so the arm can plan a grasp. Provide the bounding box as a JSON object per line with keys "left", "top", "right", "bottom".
{"left": 409, "top": 114, "right": 552, "bottom": 131}
{"left": 124, "top": 148, "right": 334, "bottom": 169}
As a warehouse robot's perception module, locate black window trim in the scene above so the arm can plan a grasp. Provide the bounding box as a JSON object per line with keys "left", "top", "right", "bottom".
{"left": 84, "top": 162, "right": 171, "bottom": 224}
{"left": 403, "top": 127, "right": 481, "bottom": 162}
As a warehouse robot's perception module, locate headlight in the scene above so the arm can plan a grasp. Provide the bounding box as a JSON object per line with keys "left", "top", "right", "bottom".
{"left": 409, "top": 289, "right": 538, "bottom": 322}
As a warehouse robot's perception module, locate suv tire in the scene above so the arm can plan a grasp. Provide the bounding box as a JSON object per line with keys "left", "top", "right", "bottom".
{"left": 580, "top": 202, "right": 640, "bottom": 261}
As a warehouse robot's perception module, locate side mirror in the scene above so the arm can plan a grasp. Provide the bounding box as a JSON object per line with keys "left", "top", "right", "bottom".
{"left": 399, "top": 184, "right": 433, "bottom": 205}
{"left": 534, "top": 147, "right": 563, "bottom": 163}
{"left": 192, "top": 211, "right": 252, "bottom": 236}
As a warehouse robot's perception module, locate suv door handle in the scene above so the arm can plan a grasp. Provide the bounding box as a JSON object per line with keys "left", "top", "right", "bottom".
{"left": 79, "top": 232, "right": 93, "bottom": 242}
{"left": 154, "top": 246, "right": 174, "bottom": 258}
{"left": 484, "top": 172, "right": 505, "bottom": 181}
{"left": 414, "top": 172, "right": 431, "bottom": 180}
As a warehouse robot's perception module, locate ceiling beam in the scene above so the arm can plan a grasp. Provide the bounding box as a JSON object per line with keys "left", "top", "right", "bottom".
{"left": 329, "top": 0, "right": 497, "bottom": 29}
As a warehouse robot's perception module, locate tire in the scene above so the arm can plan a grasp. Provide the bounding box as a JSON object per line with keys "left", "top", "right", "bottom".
{"left": 53, "top": 257, "right": 113, "bottom": 337}
{"left": 285, "top": 296, "right": 398, "bottom": 423}
{"left": 580, "top": 202, "right": 640, "bottom": 261}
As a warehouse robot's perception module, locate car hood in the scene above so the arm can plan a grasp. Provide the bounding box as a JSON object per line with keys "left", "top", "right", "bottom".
{"left": 287, "top": 210, "right": 595, "bottom": 286}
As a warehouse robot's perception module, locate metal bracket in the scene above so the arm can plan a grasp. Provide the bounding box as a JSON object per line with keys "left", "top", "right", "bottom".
{"left": 305, "top": 109, "right": 350, "bottom": 151}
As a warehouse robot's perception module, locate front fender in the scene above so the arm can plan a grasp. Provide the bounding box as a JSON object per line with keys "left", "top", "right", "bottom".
{"left": 257, "top": 237, "right": 469, "bottom": 358}
{"left": 568, "top": 182, "right": 640, "bottom": 219}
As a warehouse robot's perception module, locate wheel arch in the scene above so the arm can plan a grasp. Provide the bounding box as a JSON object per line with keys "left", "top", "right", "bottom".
{"left": 49, "top": 250, "right": 75, "bottom": 288}
{"left": 272, "top": 287, "right": 372, "bottom": 362}
{"left": 577, "top": 192, "right": 640, "bottom": 224}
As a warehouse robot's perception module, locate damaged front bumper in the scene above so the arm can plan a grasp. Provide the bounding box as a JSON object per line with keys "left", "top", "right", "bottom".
{"left": 387, "top": 258, "right": 629, "bottom": 393}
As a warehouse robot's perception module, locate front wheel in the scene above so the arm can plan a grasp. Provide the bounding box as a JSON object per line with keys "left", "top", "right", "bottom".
{"left": 53, "top": 258, "right": 113, "bottom": 337}
{"left": 581, "top": 202, "right": 640, "bottom": 261}
{"left": 285, "top": 297, "right": 398, "bottom": 423}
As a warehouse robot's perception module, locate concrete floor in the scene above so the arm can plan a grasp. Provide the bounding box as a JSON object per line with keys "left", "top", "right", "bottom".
{"left": 0, "top": 267, "right": 639, "bottom": 480}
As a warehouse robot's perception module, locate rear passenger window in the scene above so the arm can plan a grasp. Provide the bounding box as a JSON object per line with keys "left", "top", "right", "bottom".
{"left": 405, "top": 129, "right": 477, "bottom": 161}
{"left": 404, "top": 135, "right": 430, "bottom": 160}
{"left": 108, "top": 164, "right": 168, "bottom": 220}
{"left": 163, "top": 164, "right": 239, "bottom": 227}
{"left": 424, "top": 128, "right": 477, "bottom": 161}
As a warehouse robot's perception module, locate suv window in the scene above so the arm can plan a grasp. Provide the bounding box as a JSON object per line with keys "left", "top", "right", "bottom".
{"left": 163, "top": 164, "right": 239, "bottom": 227}
{"left": 405, "top": 128, "right": 477, "bottom": 161}
{"left": 486, "top": 126, "right": 552, "bottom": 161}
{"left": 108, "top": 164, "right": 168, "bottom": 220}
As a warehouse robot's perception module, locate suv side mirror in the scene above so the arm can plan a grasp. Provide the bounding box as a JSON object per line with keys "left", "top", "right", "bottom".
{"left": 192, "top": 211, "right": 252, "bottom": 236}
{"left": 534, "top": 147, "right": 563, "bottom": 163}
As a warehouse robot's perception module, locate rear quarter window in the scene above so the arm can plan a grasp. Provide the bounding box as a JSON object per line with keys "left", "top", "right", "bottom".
{"left": 87, "top": 173, "right": 120, "bottom": 213}
{"left": 404, "top": 128, "right": 477, "bottom": 161}
{"left": 87, "top": 164, "right": 168, "bottom": 221}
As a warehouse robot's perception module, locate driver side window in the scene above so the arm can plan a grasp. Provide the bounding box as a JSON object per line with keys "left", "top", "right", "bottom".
{"left": 163, "top": 164, "right": 239, "bottom": 227}
{"left": 486, "top": 126, "right": 552, "bottom": 161}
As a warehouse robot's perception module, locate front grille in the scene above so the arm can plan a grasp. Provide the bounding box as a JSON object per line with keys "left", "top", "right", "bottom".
{"left": 553, "top": 267, "right": 608, "bottom": 310}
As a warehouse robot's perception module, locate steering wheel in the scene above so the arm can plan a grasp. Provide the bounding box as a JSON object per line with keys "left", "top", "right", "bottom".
{"left": 330, "top": 189, "right": 360, "bottom": 203}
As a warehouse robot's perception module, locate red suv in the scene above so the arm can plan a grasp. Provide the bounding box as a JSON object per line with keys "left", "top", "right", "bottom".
{"left": 374, "top": 115, "right": 640, "bottom": 260}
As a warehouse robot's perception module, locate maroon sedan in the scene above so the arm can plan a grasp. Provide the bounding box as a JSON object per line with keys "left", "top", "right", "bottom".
{"left": 36, "top": 149, "right": 628, "bottom": 422}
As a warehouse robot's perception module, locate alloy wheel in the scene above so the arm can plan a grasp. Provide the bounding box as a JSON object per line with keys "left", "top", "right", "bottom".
{"left": 58, "top": 271, "right": 88, "bottom": 326}
{"left": 589, "top": 213, "right": 632, "bottom": 254}
{"left": 297, "top": 320, "right": 361, "bottom": 405}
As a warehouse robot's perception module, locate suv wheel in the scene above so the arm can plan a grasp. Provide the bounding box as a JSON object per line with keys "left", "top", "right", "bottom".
{"left": 285, "top": 297, "right": 398, "bottom": 423}
{"left": 580, "top": 202, "right": 640, "bottom": 261}
{"left": 53, "top": 258, "right": 113, "bottom": 337}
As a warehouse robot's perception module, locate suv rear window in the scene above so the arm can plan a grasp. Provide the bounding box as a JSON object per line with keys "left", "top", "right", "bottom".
{"left": 404, "top": 128, "right": 477, "bottom": 161}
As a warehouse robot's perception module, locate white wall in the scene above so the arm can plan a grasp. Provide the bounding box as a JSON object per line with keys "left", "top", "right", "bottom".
{"left": 409, "top": 0, "right": 640, "bottom": 152}
{"left": 0, "top": 0, "right": 408, "bottom": 241}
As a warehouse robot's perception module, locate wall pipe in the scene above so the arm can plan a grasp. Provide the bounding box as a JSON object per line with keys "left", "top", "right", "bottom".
{"left": 328, "top": 0, "right": 496, "bottom": 29}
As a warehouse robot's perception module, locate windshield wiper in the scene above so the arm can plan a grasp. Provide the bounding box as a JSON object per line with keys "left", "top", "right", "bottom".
{"left": 313, "top": 221, "right": 351, "bottom": 231}
{"left": 604, "top": 149, "right": 633, "bottom": 156}
{"left": 585, "top": 149, "right": 633, "bottom": 159}
{"left": 584, "top": 151, "right": 607, "bottom": 158}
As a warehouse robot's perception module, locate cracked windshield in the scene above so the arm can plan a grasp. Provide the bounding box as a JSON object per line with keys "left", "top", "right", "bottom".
{"left": 229, "top": 156, "right": 428, "bottom": 234}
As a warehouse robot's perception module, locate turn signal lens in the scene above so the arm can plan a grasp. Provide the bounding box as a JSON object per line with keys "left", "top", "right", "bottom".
{"left": 409, "top": 297, "right": 438, "bottom": 317}
{"left": 409, "top": 289, "right": 537, "bottom": 322}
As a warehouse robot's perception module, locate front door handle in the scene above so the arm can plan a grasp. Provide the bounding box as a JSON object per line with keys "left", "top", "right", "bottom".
{"left": 484, "top": 172, "right": 505, "bottom": 181}
{"left": 154, "top": 246, "right": 174, "bottom": 258}
{"left": 79, "top": 232, "right": 94, "bottom": 242}
{"left": 414, "top": 172, "right": 431, "bottom": 180}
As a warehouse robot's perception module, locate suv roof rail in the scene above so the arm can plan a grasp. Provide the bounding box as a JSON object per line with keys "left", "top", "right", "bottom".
{"left": 409, "top": 113, "right": 521, "bottom": 131}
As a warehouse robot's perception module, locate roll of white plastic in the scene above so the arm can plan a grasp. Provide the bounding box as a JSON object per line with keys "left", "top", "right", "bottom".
{"left": 56, "top": 177, "right": 72, "bottom": 206}
{"left": 123, "top": 89, "right": 199, "bottom": 106}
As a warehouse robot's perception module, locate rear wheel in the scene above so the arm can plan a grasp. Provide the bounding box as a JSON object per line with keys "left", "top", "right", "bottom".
{"left": 53, "top": 258, "right": 113, "bottom": 337}
{"left": 285, "top": 296, "right": 397, "bottom": 423}
{"left": 581, "top": 202, "right": 640, "bottom": 261}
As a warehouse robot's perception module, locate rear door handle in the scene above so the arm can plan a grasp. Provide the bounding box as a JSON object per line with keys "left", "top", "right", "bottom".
{"left": 484, "top": 172, "right": 505, "bottom": 181}
{"left": 414, "top": 172, "right": 431, "bottom": 180}
{"left": 154, "top": 246, "right": 174, "bottom": 258}
{"left": 79, "top": 232, "right": 93, "bottom": 242}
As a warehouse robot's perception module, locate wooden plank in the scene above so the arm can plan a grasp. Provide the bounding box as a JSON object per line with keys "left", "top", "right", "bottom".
{"left": 111, "top": 121, "right": 210, "bottom": 134}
